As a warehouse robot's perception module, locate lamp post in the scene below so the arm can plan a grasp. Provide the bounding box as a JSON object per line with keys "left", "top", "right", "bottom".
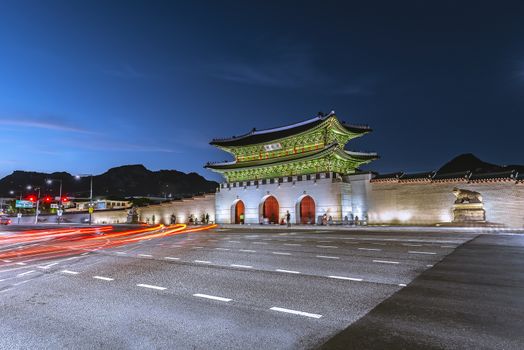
{"left": 76, "top": 174, "right": 93, "bottom": 225}
{"left": 46, "top": 178, "right": 63, "bottom": 224}
{"left": 26, "top": 185, "right": 41, "bottom": 225}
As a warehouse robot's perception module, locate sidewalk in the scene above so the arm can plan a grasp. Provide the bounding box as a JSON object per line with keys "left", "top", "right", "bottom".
{"left": 318, "top": 234, "right": 524, "bottom": 349}
{"left": 219, "top": 223, "right": 524, "bottom": 234}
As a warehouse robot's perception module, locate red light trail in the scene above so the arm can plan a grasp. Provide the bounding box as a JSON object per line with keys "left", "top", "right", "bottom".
{"left": 0, "top": 224, "right": 217, "bottom": 265}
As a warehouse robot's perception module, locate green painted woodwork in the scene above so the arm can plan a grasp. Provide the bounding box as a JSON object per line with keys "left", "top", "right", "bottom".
{"left": 207, "top": 114, "right": 376, "bottom": 182}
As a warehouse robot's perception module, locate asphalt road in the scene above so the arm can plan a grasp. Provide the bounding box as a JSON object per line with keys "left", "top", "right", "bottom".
{"left": 0, "top": 226, "right": 519, "bottom": 349}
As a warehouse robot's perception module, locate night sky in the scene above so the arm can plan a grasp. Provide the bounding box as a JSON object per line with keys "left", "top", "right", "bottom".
{"left": 1, "top": 1, "right": 523, "bottom": 181}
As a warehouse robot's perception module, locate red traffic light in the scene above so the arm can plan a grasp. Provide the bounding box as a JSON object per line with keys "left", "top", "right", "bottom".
{"left": 43, "top": 196, "right": 52, "bottom": 203}
{"left": 61, "top": 196, "right": 69, "bottom": 203}
{"left": 26, "top": 195, "right": 37, "bottom": 202}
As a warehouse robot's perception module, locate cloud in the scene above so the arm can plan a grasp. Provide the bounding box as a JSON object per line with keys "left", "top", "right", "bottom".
{"left": 0, "top": 118, "right": 96, "bottom": 134}
{"left": 103, "top": 64, "right": 151, "bottom": 79}
{"left": 54, "top": 136, "right": 179, "bottom": 153}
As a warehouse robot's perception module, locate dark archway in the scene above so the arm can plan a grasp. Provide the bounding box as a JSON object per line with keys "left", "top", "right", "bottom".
{"left": 262, "top": 196, "right": 279, "bottom": 224}
{"left": 234, "top": 200, "right": 245, "bottom": 224}
{"left": 299, "top": 195, "right": 315, "bottom": 224}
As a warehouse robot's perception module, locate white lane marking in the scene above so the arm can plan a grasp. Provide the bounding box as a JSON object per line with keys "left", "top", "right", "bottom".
{"left": 283, "top": 243, "right": 301, "bottom": 246}
{"left": 116, "top": 252, "right": 127, "bottom": 255}
{"left": 15, "top": 262, "right": 27, "bottom": 266}
{"left": 2, "top": 259, "right": 12, "bottom": 262}
{"left": 171, "top": 245, "right": 182, "bottom": 248}
{"left": 403, "top": 243, "right": 422, "bottom": 247}
{"left": 13, "top": 280, "right": 30, "bottom": 286}
{"left": 275, "top": 269, "right": 300, "bottom": 274}
{"left": 61, "top": 270, "right": 79, "bottom": 274}
{"left": 408, "top": 251, "right": 437, "bottom": 255}
{"left": 194, "top": 260, "right": 212, "bottom": 264}
{"left": 193, "top": 246, "right": 204, "bottom": 249}
{"left": 358, "top": 248, "right": 382, "bottom": 251}
{"left": 137, "top": 284, "right": 166, "bottom": 291}
{"left": 272, "top": 252, "right": 291, "bottom": 256}
{"left": 316, "top": 255, "right": 340, "bottom": 259}
{"left": 138, "top": 254, "right": 153, "bottom": 257}
{"left": 215, "top": 248, "right": 230, "bottom": 251}
{"left": 318, "top": 240, "right": 333, "bottom": 243}
{"left": 65, "top": 257, "right": 80, "bottom": 261}
{"left": 193, "top": 293, "right": 232, "bottom": 302}
{"left": 262, "top": 238, "right": 273, "bottom": 241}
{"left": 253, "top": 242, "right": 268, "bottom": 245}
{"left": 231, "top": 264, "right": 253, "bottom": 269}
{"left": 426, "top": 264, "right": 433, "bottom": 267}
{"left": 239, "top": 249, "right": 256, "bottom": 253}
{"left": 93, "top": 276, "right": 114, "bottom": 281}
{"left": 316, "top": 245, "right": 338, "bottom": 249}
{"left": 38, "top": 262, "right": 58, "bottom": 269}
{"left": 373, "top": 260, "right": 399, "bottom": 264}
{"left": 441, "top": 245, "right": 456, "bottom": 248}
{"left": 228, "top": 241, "right": 241, "bottom": 243}
{"left": 17, "top": 270, "right": 35, "bottom": 277}
{"left": 328, "top": 275, "right": 363, "bottom": 282}
{"left": 164, "top": 257, "right": 180, "bottom": 260}
{"left": 398, "top": 283, "right": 407, "bottom": 287}
{"left": 270, "top": 307, "right": 322, "bottom": 319}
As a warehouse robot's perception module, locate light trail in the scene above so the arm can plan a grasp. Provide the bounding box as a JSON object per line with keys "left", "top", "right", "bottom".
{"left": 0, "top": 224, "right": 216, "bottom": 265}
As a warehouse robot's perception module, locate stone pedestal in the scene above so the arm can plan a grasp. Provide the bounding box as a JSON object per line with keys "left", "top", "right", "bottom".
{"left": 452, "top": 202, "right": 485, "bottom": 223}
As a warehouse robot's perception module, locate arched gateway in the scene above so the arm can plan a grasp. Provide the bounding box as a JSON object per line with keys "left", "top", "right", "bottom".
{"left": 297, "top": 195, "right": 315, "bottom": 224}
{"left": 232, "top": 200, "right": 245, "bottom": 224}
{"left": 261, "top": 196, "right": 279, "bottom": 224}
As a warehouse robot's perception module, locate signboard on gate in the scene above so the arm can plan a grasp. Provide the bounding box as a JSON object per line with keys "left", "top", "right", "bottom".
{"left": 15, "top": 200, "right": 34, "bottom": 208}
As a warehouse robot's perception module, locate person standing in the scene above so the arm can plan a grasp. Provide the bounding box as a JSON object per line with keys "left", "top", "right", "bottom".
{"left": 286, "top": 210, "right": 291, "bottom": 227}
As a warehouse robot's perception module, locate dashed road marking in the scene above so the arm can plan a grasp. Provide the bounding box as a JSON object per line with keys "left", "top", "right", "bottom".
{"left": 194, "top": 260, "right": 212, "bottom": 264}
{"left": 215, "top": 248, "right": 230, "bottom": 251}
{"left": 276, "top": 269, "right": 300, "bottom": 274}
{"left": 270, "top": 307, "right": 322, "bottom": 319}
{"left": 17, "top": 270, "right": 35, "bottom": 277}
{"left": 239, "top": 249, "right": 256, "bottom": 253}
{"left": 358, "top": 248, "right": 382, "bottom": 251}
{"left": 328, "top": 275, "right": 363, "bottom": 282}
{"left": 15, "top": 262, "right": 27, "bottom": 266}
{"left": 272, "top": 252, "right": 291, "bottom": 256}
{"left": 408, "top": 251, "right": 436, "bottom": 255}
{"left": 193, "top": 293, "right": 232, "bottom": 302}
{"left": 116, "top": 252, "right": 127, "bottom": 255}
{"left": 165, "top": 257, "right": 180, "bottom": 260}
{"left": 373, "top": 260, "right": 399, "bottom": 264}
{"left": 316, "top": 255, "right": 340, "bottom": 259}
{"left": 138, "top": 254, "right": 153, "bottom": 257}
{"left": 230, "top": 264, "right": 253, "bottom": 269}
{"left": 93, "top": 276, "right": 114, "bottom": 281}
{"left": 137, "top": 284, "right": 166, "bottom": 291}
{"left": 316, "top": 245, "right": 338, "bottom": 249}
{"left": 38, "top": 262, "right": 58, "bottom": 269}
{"left": 253, "top": 242, "right": 268, "bottom": 245}
{"left": 283, "top": 243, "right": 301, "bottom": 246}
{"left": 403, "top": 243, "right": 423, "bottom": 247}
{"left": 61, "top": 270, "right": 79, "bottom": 275}
{"left": 398, "top": 283, "right": 407, "bottom": 287}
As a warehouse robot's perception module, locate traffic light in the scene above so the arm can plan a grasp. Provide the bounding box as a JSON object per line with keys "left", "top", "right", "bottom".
{"left": 27, "top": 195, "right": 37, "bottom": 202}
{"left": 61, "top": 196, "right": 69, "bottom": 203}
{"left": 43, "top": 195, "right": 52, "bottom": 203}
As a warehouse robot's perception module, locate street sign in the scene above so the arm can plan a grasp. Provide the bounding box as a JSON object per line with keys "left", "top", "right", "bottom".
{"left": 16, "top": 200, "right": 34, "bottom": 208}
{"left": 50, "top": 204, "right": 59, "bottom": 209}
{"left": 88, "top": 207, "right": 94, "bottom": 214}
{"left": 57, "top": 210, "right": 63, "bottom": 216}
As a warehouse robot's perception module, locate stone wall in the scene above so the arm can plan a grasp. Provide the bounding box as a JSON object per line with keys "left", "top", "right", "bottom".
{"left": 215, "top": 174, "right": 348, "bottom": 224}
{"left": 91, "top": 194, "right": 216, "bottom": 225}
{"left": 366, "top": 180, "right": 524, "bottom": 227}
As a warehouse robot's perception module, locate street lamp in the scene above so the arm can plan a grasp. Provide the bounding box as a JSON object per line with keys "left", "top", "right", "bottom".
{"left": 46, "top": 178, "right": 63, "bottom": 224}
{"left": 76, "top": 174, "right": 93, "bottom": 224}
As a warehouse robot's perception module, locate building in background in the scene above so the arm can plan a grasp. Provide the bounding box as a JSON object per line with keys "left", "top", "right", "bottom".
{"left": 206, "top": 111, "right": 378, "bottom": 224}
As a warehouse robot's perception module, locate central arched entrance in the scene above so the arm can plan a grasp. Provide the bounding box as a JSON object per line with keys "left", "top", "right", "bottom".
{"left": 233, "top": 200, "right": 245, "bottom": 224}
{"left": 297, "top": 195, "right": 315, "bottom": 224}
{"left": 262, "top": 196, "right": 279, "bottom": 224}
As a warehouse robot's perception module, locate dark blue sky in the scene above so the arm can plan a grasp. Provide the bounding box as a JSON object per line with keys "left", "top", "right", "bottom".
{"left": 1, "top": 1, "right": 523, "bottom": 181}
